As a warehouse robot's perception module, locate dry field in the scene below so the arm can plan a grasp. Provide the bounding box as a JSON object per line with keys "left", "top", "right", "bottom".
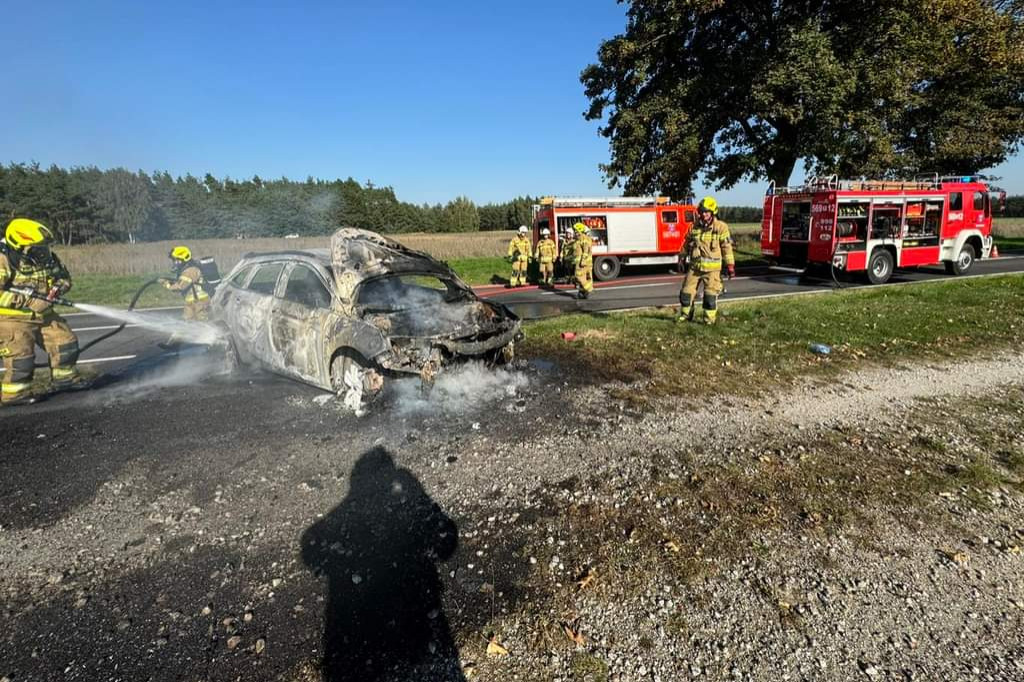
{"left": 55, "top": 231, "right": 518, "bottom": 275}
{"left": 52, "top": 219, "right": 1019, "bottom": 276}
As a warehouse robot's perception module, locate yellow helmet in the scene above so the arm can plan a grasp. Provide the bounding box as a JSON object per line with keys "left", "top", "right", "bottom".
{"left": 169, "top": 246, "right": 192, "bottom": 262}
{"left": 698, "top": 196, "right": 718, "bottom": 214}
{"left": 573, "top": 222, "right": 588, "bottom": 234}
{"left": 5, "top": 218, "right": 55, "bottom": 249}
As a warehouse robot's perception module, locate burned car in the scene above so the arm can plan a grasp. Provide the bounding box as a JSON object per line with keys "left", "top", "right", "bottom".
{"left": 211, "top": 228, "right": 522, "bottom": 407}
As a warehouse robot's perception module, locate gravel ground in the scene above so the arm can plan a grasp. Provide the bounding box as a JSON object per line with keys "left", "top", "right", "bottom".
{"left": 1, "top": 351, "right": 1022, "bottom": 681}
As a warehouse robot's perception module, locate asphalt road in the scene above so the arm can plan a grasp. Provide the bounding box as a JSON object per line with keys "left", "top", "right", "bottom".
{"left": 10, "top": 254, "right": 1024, "bottom": 388}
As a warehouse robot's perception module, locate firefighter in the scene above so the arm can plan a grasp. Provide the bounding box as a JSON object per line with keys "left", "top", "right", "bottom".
{"left": 506, "top": 226, "right": 532, "bottom": 288}
{"left": 159, "top": 246, "right": 210, "bottom": 348}
{"left": 572, "top": 222, "right": 594, "bottom": 299}
{"left": 0, "top": 218, "right": 82, "bottom": 406}
{"left": 534, "top": 228, "right": 557, "bottom": 286}
{"left": 678, "top": 196, "right": 735, "bottom": 324}
{"left": 558, "top": 228, "right": 576, "bottom": 282}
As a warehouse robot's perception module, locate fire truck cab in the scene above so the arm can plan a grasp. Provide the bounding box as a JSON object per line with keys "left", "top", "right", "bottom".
{"left": 761, "top": 175, "right": 1001, "bottom": 284}
{"left": 532, "top": 196, "right": 697, "bottom": 281}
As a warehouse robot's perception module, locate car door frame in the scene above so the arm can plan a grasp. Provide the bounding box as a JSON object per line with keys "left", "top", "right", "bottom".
{"left": 269, "top": 260, "right": 336, "bottom": 385}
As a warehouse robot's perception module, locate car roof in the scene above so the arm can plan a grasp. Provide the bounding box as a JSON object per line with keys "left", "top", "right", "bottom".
{"left": 234, "top": 231, "right": 460, "bottom": 284}
{"left": 238, "top": 249, "right": 331, "bottom": 266}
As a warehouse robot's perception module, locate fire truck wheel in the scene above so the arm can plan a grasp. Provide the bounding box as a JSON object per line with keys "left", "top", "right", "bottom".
{"left": 866, "top": 249, "right": 894, "bottom": 285}
{"left": 945, "top": 243, "right": 975, "bottom": 276}
{"left": 593, "top": 256, "right": 621, "bottom": 281}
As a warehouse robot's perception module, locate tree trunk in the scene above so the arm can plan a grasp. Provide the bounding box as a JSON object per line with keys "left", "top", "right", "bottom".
{"left": 769, "top": 153, "right": 798, "bottom": 189}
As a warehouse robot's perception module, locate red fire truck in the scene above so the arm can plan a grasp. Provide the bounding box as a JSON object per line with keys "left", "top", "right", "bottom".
{"left": 761, "top": 175, "right": 1003, "bottom": 284}
{"left": 532, "top": 196, "right": 697, "bottom": 280}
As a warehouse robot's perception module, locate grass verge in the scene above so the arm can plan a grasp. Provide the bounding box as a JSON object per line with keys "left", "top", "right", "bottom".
{"left": 995, "top": 235, "right": 1024, "bottom": 251}
{"left": 56, "top": 273, "right": 183, "bottom": 312}
{"left": 53, "top": 237, "right": 767, "bottom": 305}
{"left": 520, "top": 273, "right": 1024, "bottom": 402}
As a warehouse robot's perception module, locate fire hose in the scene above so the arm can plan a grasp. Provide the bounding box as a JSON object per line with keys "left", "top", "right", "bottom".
{"left": 10, "top": 278, "right": 163, "bottom": 368}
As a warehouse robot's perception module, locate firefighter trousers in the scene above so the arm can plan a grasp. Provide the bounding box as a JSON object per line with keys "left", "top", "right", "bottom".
{"left": 184, "top": 299, "right": 211, "bottom": 321}
{"left": 574, "top": 263, "right": 594, "bottom": 295}
{"left": 0, "top": 315, "right": 80, "bottom": 402}
{"left": 165, "top": 299, "right": 212, "bottom": 346}
{"left": 510, "top": 258, "right": 528, "bottom": 286}
{"left": 679, "top": 269, "right": 723, "bottom": 324}
{"left": 538, "top": 261, "right": 554, "bottom": 284}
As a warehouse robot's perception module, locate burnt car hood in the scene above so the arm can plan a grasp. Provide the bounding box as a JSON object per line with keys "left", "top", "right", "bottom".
{"left": 330, "top": 228, "right": 451, "bottom": 282}
{"left": 372, "top": 297, "right": 517, "bottom": 340}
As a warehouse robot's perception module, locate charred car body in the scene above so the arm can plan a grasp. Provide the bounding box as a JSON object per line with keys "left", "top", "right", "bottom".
{"left": 211, "top": 228, "right": 522, "bottom": 404}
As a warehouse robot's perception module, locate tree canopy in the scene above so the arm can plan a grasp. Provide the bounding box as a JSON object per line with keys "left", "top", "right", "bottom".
{"left": 581, "top": 0, "right": 1024, "bottom": 195}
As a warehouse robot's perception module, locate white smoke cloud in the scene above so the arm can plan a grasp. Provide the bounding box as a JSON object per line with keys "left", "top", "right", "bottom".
{"left": 388, "top": 362, "right": 529, "bottom": 417}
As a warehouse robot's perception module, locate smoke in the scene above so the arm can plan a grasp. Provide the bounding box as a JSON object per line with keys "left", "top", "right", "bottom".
{"left": 74, "top": 304, "right": 226, "bottom": 345}
{"left": 359, "top": 275, "right": 488, "bottom": 336}
{"left": 388, "top": 362, "right": 529, "bottom": 417}
{"left": 96, "top": 346, "right": 233, "bottom": 402}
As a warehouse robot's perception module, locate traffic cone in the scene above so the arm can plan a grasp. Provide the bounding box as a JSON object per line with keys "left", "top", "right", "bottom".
{"left": 991, "top": 244, "right": 1000, "bottom": 259}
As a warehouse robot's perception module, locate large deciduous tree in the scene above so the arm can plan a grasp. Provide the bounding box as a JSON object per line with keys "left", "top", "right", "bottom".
{"left": 581, "top": 0, "right": 1024, "bottom": 195}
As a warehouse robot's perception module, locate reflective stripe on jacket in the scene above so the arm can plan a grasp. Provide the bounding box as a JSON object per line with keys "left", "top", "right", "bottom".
{"left": 166, "top": 264, "right": 210, "bottom": 303}
{"left": 0, "top": 245, "right": 72, "bottom": 318}
{"left": 535, "top": 239, "right": 557, "bottom": 264}
{"left": 575, "top": 236, "right": 593, "bottom": 267}
{"left": 507, "top": 237, "right": 531, "bottom": 262}
{"left": 682, "top": 219, "right": 734, "bottom": 272}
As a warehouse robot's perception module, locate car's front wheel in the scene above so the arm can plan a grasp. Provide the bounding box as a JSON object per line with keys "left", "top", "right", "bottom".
{"left": 330, "top": 350, "right": 384, "bottom": 414}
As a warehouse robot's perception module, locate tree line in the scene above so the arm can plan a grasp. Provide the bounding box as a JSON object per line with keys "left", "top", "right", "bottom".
{"left": 2, "top": 162, "right": 1016, "bottom": 246}
{"left": 0, "top": 163, "right": 542, "bottom": 244}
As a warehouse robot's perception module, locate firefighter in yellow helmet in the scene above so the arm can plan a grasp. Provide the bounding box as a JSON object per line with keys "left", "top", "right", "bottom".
{"left": 0, "top": 218, "right": 82, "bottom": 405}
{"left": 506, "top": 226, "right": 532, "bottom": 288}
{"left": 572, "top": 222, "right": 594, "bottom": 299}
{"left": 678, "top": 196, "right": 734, "bottom": 324}
{"left": 534, "top": 228, "right": 557, "bottom": 286}
{"left": 159, "top": 246, "right": 210, "bottom": 348}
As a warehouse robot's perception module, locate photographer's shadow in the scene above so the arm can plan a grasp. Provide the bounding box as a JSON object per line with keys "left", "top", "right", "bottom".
{"left": 301, "top": 447, "right": 465, "bottom": 682}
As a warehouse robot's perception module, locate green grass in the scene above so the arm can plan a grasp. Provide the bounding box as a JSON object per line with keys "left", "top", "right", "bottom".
{"left": 995, "top": 235, "right": 1024, "bottom": 251}
{"left": 447, "top": 235, "right": 766, "bottom": 286}
{"left": 521, "top": 273, "right": 1024, "bottom": 402}
{"left": 57, "top": 273, "right": 183, "bottom": 311}
{"left": 448, "top": 257, "right": 511, "bottom": 285}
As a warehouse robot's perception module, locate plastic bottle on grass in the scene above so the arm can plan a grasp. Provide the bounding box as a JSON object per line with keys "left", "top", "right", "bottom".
{"left": 809, "top": 343, "right": 832, "bottom": 356}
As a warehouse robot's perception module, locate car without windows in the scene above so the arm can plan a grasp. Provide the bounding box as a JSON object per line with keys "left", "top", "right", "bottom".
{"left": 211, "top": 228, "right": 522, "bottom": 408}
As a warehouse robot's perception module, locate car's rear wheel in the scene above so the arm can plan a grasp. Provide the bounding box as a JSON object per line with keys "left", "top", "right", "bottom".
{"left": 330, "top": 349, "right": 384, "bottom": 413}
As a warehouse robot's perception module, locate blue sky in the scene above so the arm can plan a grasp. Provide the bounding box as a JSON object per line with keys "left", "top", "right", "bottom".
{"left": 3, "top": 1, "right": 1020, "bottom": 207}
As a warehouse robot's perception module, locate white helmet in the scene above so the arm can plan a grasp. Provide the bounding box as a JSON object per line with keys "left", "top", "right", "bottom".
{"left": 541, "top": 228, "right": 550, "bottom": 236}
{"left": 518, "top": 225, "right": 529, "bottom": 234}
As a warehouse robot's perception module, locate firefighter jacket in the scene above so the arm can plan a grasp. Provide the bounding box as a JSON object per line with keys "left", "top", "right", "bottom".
{"left": 507, "top": 236, "right": 532, "bottom": 263}
{"left": 0, "top": 243, "right": 72, "bottom": 320}
{"left": 535, "top": 238, "right": 557, "bottom": 264}
{"left": 681, "top": 219, "right": 734, "bottom": 272}
{"left": 164, "top": 264, "right": 209, "bottom": 303}
{"left": 575, "top": 235, "right": 593, "bottom": 267}
{"left": 560, "top": 238, "right": 577, "bottom": 265}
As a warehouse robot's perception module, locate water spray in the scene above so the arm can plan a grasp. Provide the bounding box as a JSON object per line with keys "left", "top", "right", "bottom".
{"left": 11, "top": 278, "right": 166, "bottom": 367}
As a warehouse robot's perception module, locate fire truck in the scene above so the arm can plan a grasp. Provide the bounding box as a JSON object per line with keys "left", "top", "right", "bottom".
{"left": 532, "top": 196, "right": 697, "bottom": 280}
{"left": 761, "top": 175, "right": 1004, "bottom": 284}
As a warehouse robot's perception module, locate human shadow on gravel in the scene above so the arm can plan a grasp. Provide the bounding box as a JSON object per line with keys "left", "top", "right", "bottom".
{"left": 301, "top": 447, "right": 465, "bottom": 682}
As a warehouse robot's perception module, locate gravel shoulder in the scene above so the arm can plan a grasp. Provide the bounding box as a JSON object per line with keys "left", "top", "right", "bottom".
{"left": 1, "top": 350, "right": 1023, "bottom": 682}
